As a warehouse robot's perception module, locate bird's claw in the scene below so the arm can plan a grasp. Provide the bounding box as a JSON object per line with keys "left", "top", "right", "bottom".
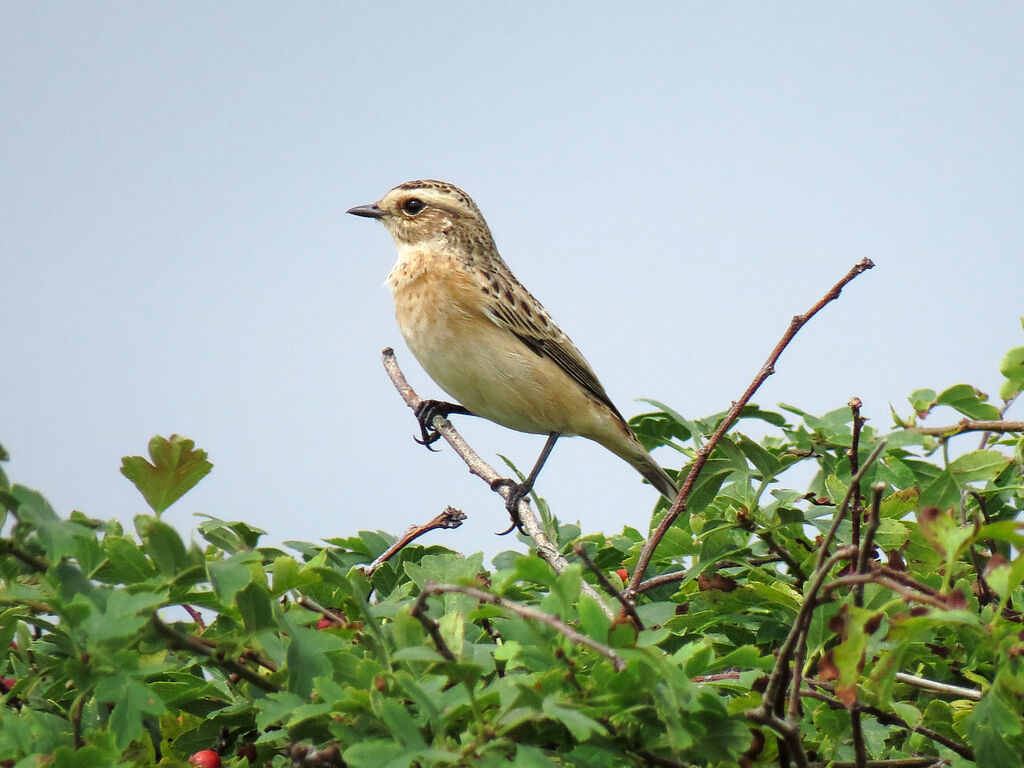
{"left": 413, "top": 400, "right": 454, "bottom": 450}
{"left": 491, "top": 477, "right": 529, "bottom": 535}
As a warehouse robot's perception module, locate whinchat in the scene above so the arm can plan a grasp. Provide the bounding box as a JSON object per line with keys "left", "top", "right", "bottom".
{"left": 348, "top": 180, "right": 678, "bottom": 512}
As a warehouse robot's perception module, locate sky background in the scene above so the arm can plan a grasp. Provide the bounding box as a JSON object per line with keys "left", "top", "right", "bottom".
{"left": 3, "top": 4, "right": 1022, "bottom": 562}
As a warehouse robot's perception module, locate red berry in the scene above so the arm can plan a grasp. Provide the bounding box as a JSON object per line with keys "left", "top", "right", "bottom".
{"left": 189, "top": 750, "right": 221, "bottom": 768}
{"left": 0, "top": 678, "right": 16, "bottom": 693}
{"left": 616, "top": 568, "right": 629, "bottom": 582}
{"left": 317, "top": 617, "right": 333, "bottom": 630}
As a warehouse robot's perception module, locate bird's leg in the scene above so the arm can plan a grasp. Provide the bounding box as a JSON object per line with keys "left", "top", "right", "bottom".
{"left": 413, "top": 399, "right": 474, "bottom": 450}
{"left": 493, "top": 432, "right": 560, "bottom": 534}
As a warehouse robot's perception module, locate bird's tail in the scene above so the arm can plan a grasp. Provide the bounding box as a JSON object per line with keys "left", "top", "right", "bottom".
{"left": 632, "top": 450, "right": 679, "bottom": 501}
{"left": 611, "top": 437, "right": 678, "bottom": 501}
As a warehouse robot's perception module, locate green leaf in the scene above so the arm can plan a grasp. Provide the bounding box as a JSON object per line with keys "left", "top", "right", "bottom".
{"left": 999, "top": 346, "right": 1024, "bottom": 387}
{"left": 120, "top": 434, "right": 212, "bottom": 513}
{"left": 966, "top": 689, "right": 1024, "bottom": 768}
{"left": 738, "top": 435, "right": 782, "bottom": 479}
{"left": 918, "top": 469, "right": 959, "bottom": 509}
{"left": 236, "top": 582, "right": 275, "bottom": 632}
{"left": 916, "top": 507, "right": 976, "bottom": 562}
{"left": 577, "top": 593, "right": 611, "bottom": 640}
{"left": 949, "top": 449, "right": 1010, "bottom": 483}
{"left": 81, "top": 588, "right": 167, "bottom": 643}
{"left": 136, "top": 515, "right": 188, "bottom": 576}
{"left": 541, "top": 696, "right": 607, "bottom": 741}
{"left": 94, "top": 675, "right": 166, "bottom": 749}
{"left": 207, "top": 551, "right": 260, "bottom": 604}
{"left": 935, "top": 384, "right": 1001, "bottom": 421}
{"left": 343, "top": 740, "right": 407, "bottom": 768}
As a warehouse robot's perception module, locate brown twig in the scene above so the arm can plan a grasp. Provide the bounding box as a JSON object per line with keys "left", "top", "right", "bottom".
{"left": 746, "top": 709, "right": 811, "bottom": 768}
{"left": 854, "top": 483, "right": 885, "bottom": 607}
{"left": 409, "top": 589, "right": 457, "bottom": 662}
{"left": 382, "top": 348, "right": 612, "bottom": 617}
{"left": 571, "top": 543, "right": 641, "bottom": 629}
{"left": 297, "top": 596, "right": 348, "bottom": 627}
{"left": 630, "top": 258, "right": 874, "bottom": 596}
{"left": 848, "top": 397, "right": 866, "bottom": 568}
{"left": 150, "top": 612, "right": 280, "bottom": 692}
{"left": 0, "top": 539, "right": 49, "bottom": 572}
{"left": 821, "top": 572, "right": 952, "bottom": 610}
{"left": 807, "top": 758, "right": 948, "bottom": 768}
{"left": 802, "top": 686, "right": 973, "bottom": 760}
{"left": 814, "top": 442, "right": 887, "bottom": 573}
{"left": 761, "top": 545, "right": 859, "bottom": 715}
{"left": 362, "top": 506, "right": 467, "bottom": 577}
{"left": 908, "top": 419, "right": 1024, "bottom": 437}
{"left": 850, "top": 700, "right": 868, "bottom": 768}
{"left": 416, "top": 582, "right": 626, "bottom": 671}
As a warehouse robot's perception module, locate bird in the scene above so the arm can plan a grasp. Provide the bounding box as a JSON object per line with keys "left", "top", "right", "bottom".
{"left": 348, "top": 180, "right": 678, "bottom": 521}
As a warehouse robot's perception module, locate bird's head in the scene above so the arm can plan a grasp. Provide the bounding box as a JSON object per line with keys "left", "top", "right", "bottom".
{"left": 348, "top": 180, "right": 494, "bottom": 251}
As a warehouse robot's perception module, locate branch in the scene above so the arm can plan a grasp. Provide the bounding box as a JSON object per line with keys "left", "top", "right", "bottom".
{"left": 807, "top": 759, "right": 948, "bottom": 768}
{"left": 362, "top": 506, "right": 467, "bottom": 577}
{"left": 802, "top": 686, "right": 973, "bottom": 760}
{"left": 150, "top": 612, "right": 280, "bottom": 692}
{"left": 814, "top": 442, "right": 887, "bottom": 573}
{"left": 416, "top": 582, "right": 626, "bottom": 671}
{"left": 761, "top": 545, "right": 859, "bottom": 715}
{"left": 572, "top": 543, "right": 643, "bottom": 629}
{"left": 630, "top": 258, "right": 874, "bottom": 594}
{"left": 848, "top": 397, "right": 866, "bottom": 570}
{"left": 821, "top": 572, "right": 952, "bottom": 610}
{"left": 382, "top": 348, "right": 612, "bottom": 617}
{"left": 894, "top": 672, "right": 982, "bottom": 701}
{"left": 908, "top": 419, "right": 1024, "bottom": 437}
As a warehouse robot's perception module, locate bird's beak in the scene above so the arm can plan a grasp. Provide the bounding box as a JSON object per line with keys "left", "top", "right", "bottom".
{"left": 347, "top": 203, "right": 385, "bottom": 219}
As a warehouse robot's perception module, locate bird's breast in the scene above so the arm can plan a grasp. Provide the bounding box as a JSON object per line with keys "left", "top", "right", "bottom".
{"left": 386, "top": 249, "right": 622, "bottom": 440}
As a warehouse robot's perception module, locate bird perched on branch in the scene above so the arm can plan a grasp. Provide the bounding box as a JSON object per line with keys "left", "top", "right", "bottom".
{"left": 349, "top": 180, "right": 677, "bottom": 522}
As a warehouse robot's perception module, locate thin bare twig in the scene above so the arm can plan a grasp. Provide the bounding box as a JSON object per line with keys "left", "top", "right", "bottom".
{"left": 409, "top": 589, "right": 457, "bottom": 662}
{"left": 814, "top": 442, "right": 887, "bottom": 573}
{"left": 848, "top": 397, "right": 866, "bottom": 573}
{"left": 850, "top": 701, "right": 868, "bottom": 768}
{"left": 362, "top": 506, "right": 467, "bottom": 577}
{"left": 381, "top": 348, "right": 612, "bottom": 618}
{"left": 572, "top": 543, "right": 643, "bottom": 629}
{"left": 298, "top": 596, "right": 347, "bottom": 626}
{"left": 808, "top": 758, "right": 948, "bottom": 768}
{"left": 630, "top": 258, "right": 874, "bottom": 596}
{"left": 821, "top": 572, "right": 952, "bottom": 610}
{"left": 854, "top": 483, "right": 885, "bottom": 606}
{"left": 417, "top": 582, "right": 626, "bottom": 671}
{"left": 893, "top": 672, "right": 982, "bottom": 701}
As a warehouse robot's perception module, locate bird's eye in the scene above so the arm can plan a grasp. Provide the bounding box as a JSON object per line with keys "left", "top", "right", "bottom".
{"left": 402, "top": 198, "right": 426, "bottom": 216}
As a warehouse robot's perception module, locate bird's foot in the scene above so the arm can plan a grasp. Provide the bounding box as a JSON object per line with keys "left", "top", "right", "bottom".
{"left": 413, "top": 400, "right": 472, "bottom": 451}
{"left": 491, "top": 477, "right": 530, "bottom": 535}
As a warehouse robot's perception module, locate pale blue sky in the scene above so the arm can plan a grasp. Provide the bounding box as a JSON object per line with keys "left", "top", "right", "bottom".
{"left": 3, "top": 4, "right": 1022, "bottom": 558}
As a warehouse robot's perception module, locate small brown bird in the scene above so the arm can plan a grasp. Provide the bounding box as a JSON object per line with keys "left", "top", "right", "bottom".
{"left": 349, "top": 180, "right": 677, "bottom": 515}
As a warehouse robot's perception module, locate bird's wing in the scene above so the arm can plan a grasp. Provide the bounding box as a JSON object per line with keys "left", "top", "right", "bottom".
{"left": 482, "top": 274, "right": 626, "bottom": 423}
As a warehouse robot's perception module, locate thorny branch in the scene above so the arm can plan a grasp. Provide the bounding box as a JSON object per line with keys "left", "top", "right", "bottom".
{"left": 382, "top": 348, "right": 613, "bottom": 617}
{"left": 631, "top": 258, "right": 875, "bottom": 596}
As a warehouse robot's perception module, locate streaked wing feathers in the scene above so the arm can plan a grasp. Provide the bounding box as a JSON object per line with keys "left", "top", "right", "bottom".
{"left": 484, "top": 296, "right": 626, "bottom": 423}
